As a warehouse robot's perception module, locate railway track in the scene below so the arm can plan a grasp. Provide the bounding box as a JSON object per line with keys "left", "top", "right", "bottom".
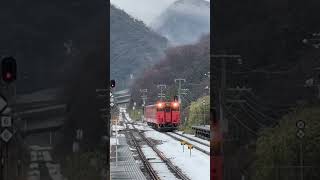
{"left": 126, "top": 122, "right": 191, "bottom": 180}
{"left": 164, "top": 132, "right": 210, "bottom": 155}
{"left": 170, "top": 132, "right": 210, "bottom": 147}
{"left": 125, "top": 129, "right": 160, "bottom": 180}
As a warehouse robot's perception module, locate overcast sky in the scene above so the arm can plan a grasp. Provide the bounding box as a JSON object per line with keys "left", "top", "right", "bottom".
{"left": 110, "top": 0, "right": 210, "bottom": 25}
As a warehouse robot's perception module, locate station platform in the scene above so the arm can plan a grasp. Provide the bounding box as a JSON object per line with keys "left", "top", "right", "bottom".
{"left": 110, "top": 137, "right": 146, "bottom": 180}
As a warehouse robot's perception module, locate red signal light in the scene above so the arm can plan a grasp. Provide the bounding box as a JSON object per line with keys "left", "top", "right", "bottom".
{"left": 2, "top": 57, "right": 17, "bottom": 83}
{"left": 5, "top": 72, "right": 12, "bottom": 79}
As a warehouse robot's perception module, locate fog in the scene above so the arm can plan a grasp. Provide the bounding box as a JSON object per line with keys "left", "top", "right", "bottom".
{"left": 110, "top": 0, "right": 210, "bottom": 25}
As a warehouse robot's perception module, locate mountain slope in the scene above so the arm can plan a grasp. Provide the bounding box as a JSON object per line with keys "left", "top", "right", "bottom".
{"left": 151, "top": 0, "right": 210, "bottom": 46}
{"left": 110, "top": 5, "right": 168, "bottom": 87}
{"left": 131, "top": 34, "right": 210, "bottom": 105}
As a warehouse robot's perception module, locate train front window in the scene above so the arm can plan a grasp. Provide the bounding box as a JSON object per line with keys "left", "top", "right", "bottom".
{"left": 165, "top": 108, "right": 171, "bottom": 112}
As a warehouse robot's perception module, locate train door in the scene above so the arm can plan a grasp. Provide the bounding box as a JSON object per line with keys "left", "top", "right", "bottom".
{"left": 171, "top": 102, "right": 180, "bottom": 126}
{"left": 171, "top": 108, "right": 179, "bottom": 125}
{"left": 156, "top": 106, "right": 164, "bottom": 125}
{"left": 164, "top": 106, "right": 171, "bottom": 124}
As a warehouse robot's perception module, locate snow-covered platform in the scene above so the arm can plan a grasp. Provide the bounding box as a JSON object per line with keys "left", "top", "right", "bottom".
{"left": 110, "top": 137, "right": 146, "bottom": 180}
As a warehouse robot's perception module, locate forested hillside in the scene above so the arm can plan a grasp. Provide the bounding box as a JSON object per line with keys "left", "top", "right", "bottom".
{"left": 213, "top": 0, "right": 320, "bottom": 108}
{"left": 213, "top": 0, "right": 320, "bottom": 178}
{"left": 111, "top": 5, "right": 168, "bottom": 87}
{"left": 131, "top": 34, "right": 210, "bottom": 107}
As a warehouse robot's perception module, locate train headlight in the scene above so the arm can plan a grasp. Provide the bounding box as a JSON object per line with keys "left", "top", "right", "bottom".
{"left": 157, "top": 103, "right": 164, "bottom": 108}
{"left": 172, "top": 102, "right": 179, "bottom": 108}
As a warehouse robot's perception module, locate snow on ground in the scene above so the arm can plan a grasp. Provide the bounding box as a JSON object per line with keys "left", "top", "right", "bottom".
{"left": 176, "top": 131, "right": 210, "bottom": 146}
{"left": 112, "top": 132, "right": 125, "bottom": 137}
{"left": 111, "top": 124, "right": 126, "bottom": 131}
{"left": 110, "top": 137, "right": 118, "bottom": 145}
{"left": 27, "top": 170, "right": 40, "bottom": 180}
{"left": 46, "top": 163, "right": 64, "bottom": 180}
{"left": 167, "top": 132, "right": 210, "bottom": 152}
{"left": 30, "top": 163, "right": 39, "bottom": 169}
{"left": 124, "top": 112, "right": 132, "bottom": 121}
{"left": 141, "top": 145, "right": 177, "bottom": 180}
{"left": 110, "top": 134, "right": 125, "bottom": 145}
{"left": 144, "top": 130, "right": 210, "bottom": 180}
{"left": 127, "top": 124, "right": 134, "bottom": 129}
{"left": 134, "top": 124, "right": 149, "bottom": 131}
{"left": 42, "top": 151, "right": 52, "bottom": 161}
{"left": 28, "top": 146, "right": 65, "bottom": 180}
{"left": 30, "top": 151, "right": 37, "bottom": 162}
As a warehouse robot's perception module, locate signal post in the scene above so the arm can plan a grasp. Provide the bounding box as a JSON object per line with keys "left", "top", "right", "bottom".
{"left": 0, "top": 56, "right": 17, "bottom": 180}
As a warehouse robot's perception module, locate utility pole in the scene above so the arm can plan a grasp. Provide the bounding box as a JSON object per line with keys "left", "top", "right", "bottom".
{"left": 213, "top": 54, "right": 242, "bottom": 134}
{"left": 202, "top": 99, "right": 206, "bottom": 126}
{"left": 157, "top": 85, "right": 166, "bottom": 100}
{"left": 205, "top": 72, "right": 210, "bottom": 95}
{"left": 140, "top": 89, "right": 147, "bottom": 119}
{"left": 140, "top": 89, "right": 147, "bottom": 106}
{"left": 212, "top": 54, "right": 242, "bottom": 180}
{"left": 174, "top": 79, "right": 186, "bottom": 104}
{"left": 313, "top": 67, "right": 320, "bottom": 100}
{"left": 0, "top": 57, "right": 17, "bottom": 180}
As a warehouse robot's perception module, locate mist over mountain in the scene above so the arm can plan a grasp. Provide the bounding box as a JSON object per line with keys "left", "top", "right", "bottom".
{"left": 110, "top": 5, "right": 168, "bottom": 87}
{"left": 151, "top": 0, "right": 210, "bottom": 46}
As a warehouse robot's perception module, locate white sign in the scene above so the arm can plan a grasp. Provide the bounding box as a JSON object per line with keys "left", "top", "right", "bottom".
{"left": 1, "top": 129, "right": 13, "bottom": 142}
{"left": 296, "top": 120, "right": 306, "bottom": 129}
{"left": 0, "top": 95, "right": 7, "bottom": 113}
{"left": 1, "top": 116, "right": 12, "bottom": 127}
{"left": 296, "top": 130, "right": 305, "bottom": 139}
{"left": 2, "top": 107, "right": 11, "bottom": 115}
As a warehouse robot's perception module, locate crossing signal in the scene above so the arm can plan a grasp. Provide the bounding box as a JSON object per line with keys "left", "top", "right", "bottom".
{"left": 1, "top": 57, "right": 17, "bottom": 83}
{"left": 110, "top": 80, "right": 115, "bottom": 88}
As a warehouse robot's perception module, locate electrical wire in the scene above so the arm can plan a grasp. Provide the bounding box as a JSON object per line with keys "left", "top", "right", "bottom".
{"left": 225, "top": 107, "right": 258, "bottom": 136}
{"left": 238, "top": 103, "right": 269, "bottom": 128}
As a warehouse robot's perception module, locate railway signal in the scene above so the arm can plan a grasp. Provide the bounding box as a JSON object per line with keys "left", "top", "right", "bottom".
{"left": 296, "top": 120, "right": 306, "bottom": 180}
{"left": 296, "top": 120, "right": 305, "bottom": 139}
{"left": 110, "top": 80, "right": 115, "bottom": 88}
{"left": 1, "top": 57, "right": 17, "bottom": 84}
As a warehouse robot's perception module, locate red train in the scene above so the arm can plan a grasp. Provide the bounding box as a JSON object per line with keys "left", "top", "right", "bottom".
{"left": 144, "top": 101, "right": 180, "bottom": 131}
